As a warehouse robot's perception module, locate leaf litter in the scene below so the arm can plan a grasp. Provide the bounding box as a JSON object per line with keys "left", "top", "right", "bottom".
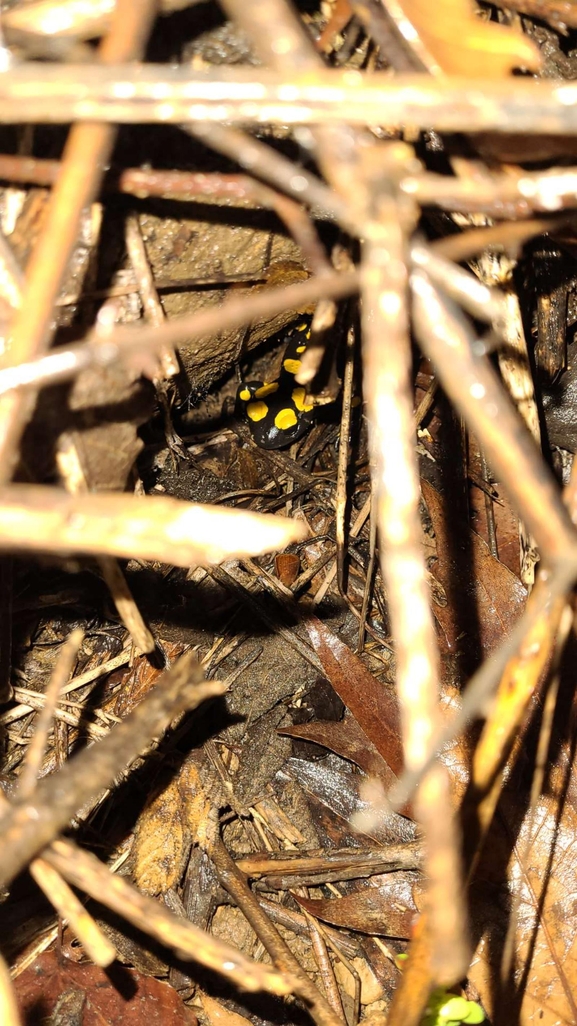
{"left": 1, "top": 0, "right": 577, "bottom": 1025}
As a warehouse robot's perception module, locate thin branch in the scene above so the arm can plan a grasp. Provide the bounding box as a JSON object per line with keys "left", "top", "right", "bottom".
{"left": 0, "top": 485, "right": 307, "bottom": 566}
{"left": 42, "top": 838, "right": 292, "bottom": 996}
{"left": 411, "top": 271, "right": 577, "bottom": 568}
{"left": 0, "top": 950, "right": 21, "bottom": 1026}
{"left": 362, "top": 184, "right": 469, "bottom": 989}
{"left": 0, "top": 66, "right": 576, "bottom": 133}
{"left": 202, "top": 812, "right": 345, "bottom": 1026}
{"left": 0, "top": 270, "right": 360, "bottom": 397}
{"left": 16, "top": 629, "right": 84, "bottom": 798}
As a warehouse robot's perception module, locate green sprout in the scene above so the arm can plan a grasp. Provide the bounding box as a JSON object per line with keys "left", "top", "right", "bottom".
{"left": 394, "top": 954, "right": 485, "bottom": 1026}
{"left": 422, "top": 990, "right": 486, "bottom": 1026}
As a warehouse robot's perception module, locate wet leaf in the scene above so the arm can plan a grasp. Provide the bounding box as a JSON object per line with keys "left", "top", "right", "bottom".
{"left": 284, "top": 757, "right": 416, "bottom": 846}
{"left": 293, "top": 887, "right": 417, "bottom": 939}
{"left": 278, "top": 718, "right": 396, "bottom": 787}
{"left": 133, "top": 757, "right": 210, "bottom": 895}
{"left": 303, "top": 617, "right": 403, "bottom": 775}
{"left": 14, "top": 948, "right": 197, "bottom": 1025}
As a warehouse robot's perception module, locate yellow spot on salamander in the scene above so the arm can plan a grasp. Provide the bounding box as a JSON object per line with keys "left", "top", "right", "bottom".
{"left": 238, "top": 387, "right": 251, "bottom": 401}
{"left": 247, "top": 401, "right": 268, "bottom": 422}
{"left": 296, "top": 345, "right": 306, "bottom": 353}
{"left": 254, "top": 381, "right": 279, "bottom": 399}
{"left": 275, "top": 408, "right": 298, "bottom": 430}
{"left": 297, "top": 322, "right": 308, "bottom": 331}
{"left": 292, "top": 387, "right": 314, "bottom": 412}
{"left": 283, "top": 358, "right": 301, "bottom": 375}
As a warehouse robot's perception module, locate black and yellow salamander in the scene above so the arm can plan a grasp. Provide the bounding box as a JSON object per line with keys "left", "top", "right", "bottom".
{"left": 237, "top": 319, "right": 316, "bottom": 450}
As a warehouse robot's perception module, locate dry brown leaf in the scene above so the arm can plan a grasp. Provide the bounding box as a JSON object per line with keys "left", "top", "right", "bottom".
{"left": 133, "top": 758, "right": 210, "bottom": 895}
{"left": 279, "top": 718, "right": 396, "bottom": 787}
{"left": 112, "top": 641, "right": 188, "bottom": 719}
{"left": 383, "top": 0, "right": 541, "bottom": 76}
{"left": 303, "top": 617, "right": 404, "bottom": 775}
{"left": 422, "top": 479, "right": 527, "bottom": 658}
{"left": 470, "top": 745, "right": 577, "bottom": 1025}
{"left": 293, "top": 886, "right": 417, "bottom": 938}
{"left": 14, "top": 948, "right": 197, "bottom": 1025}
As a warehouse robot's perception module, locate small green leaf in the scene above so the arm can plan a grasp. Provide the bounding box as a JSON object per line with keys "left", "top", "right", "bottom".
{"left": 439, "top": 997, "right": 471, "bottom": 1022}
{"left": 461, "top": 1002, "right": 485, "bottom": 1024}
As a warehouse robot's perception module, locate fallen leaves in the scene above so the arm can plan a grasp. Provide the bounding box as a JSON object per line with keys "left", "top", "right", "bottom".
{"left": 293, "top": 887, "right": 417, "bottom": 939}
{"left": 134, "top": 758, "right": 211, "bottom": 896}
{"left": 14, "top": 949, "right": 198, "bottom": 1026}
{"left": 422, "top": 480, "right": 527, "bottom": 658}
{"left": 303, "top": 616, "right": 404, "bottom": 776}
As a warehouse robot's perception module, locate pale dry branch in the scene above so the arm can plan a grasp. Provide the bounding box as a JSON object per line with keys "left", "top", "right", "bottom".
{"left": 0, "top": 270, "right": 360, "bottom": 396}
{"left": 0, "top": 486, "right": 307, "bottom": 566}
{"left": 0, "top": 65, "right": 576, "bottom": 133}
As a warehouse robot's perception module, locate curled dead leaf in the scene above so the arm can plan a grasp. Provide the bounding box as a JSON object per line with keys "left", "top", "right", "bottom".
{"left": 384, "top": 0, "right": 541, "bottom": 76}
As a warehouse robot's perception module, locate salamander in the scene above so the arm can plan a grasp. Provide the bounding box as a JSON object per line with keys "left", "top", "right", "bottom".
{"left": 236, "top": 319, "right": 316, "bottom": 449}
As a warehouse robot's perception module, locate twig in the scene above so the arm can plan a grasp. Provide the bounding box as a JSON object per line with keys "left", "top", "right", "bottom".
{"left": 336, "top": 322, "right": 357, "bottom": 594}
{"left": 357, "top": 484, "right": 378, "bottom": 654}
{"left": 403, "top": 167, "right": 577, "bottom": 217}
{"left": 0, "top": 270, "right": 360, "bottom": 397}
{"left": 29, "top": 857, "right": 117, "bottom": 967}
{"left": 41, "top": 838, "right": 292, "bottom": 996}
{"left": 186, "top": 124, "right": 352, "bottom": 229}
{"left": 235, "top": 841, "right": 422, "bottom": 885}
{"left": 430, "top": 218, "right": 565, "bottom": 263}
{"left": 0, "top": 950, "right": 21, "bottom": 1026}
{"left": 305, "top": 909, "right": 347, "bottom": 1021}
{"left": 16, "top": 629, "right": 84, "bottom": 798}
{"left": 202, "top": 811, "right": 345, "bottom": 1026}
{"left": 257, "top": 897, "right": 359, "bottom": 958}
{"left": 411, "top": 271, "right": 577, "bottom": 568}
{"left": 362, "top": 179, "right": 468, "bottom": 988}
{"left": 0, "top": 150, "right": 347, "bottom": 232}
{"left": 0, "top": 484, "right": 307, "bottom": 566}
{"left": 125, "top": 211, "right": 179, "bottom": 378}
{"left": 414, "top": 378, "right": 438, "bottom": 430}
{"left": 2, "top": 689, "right": 110, "bottom": 737}
{"left": 411, "top": 242, "right": 505, "bottom": 325}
